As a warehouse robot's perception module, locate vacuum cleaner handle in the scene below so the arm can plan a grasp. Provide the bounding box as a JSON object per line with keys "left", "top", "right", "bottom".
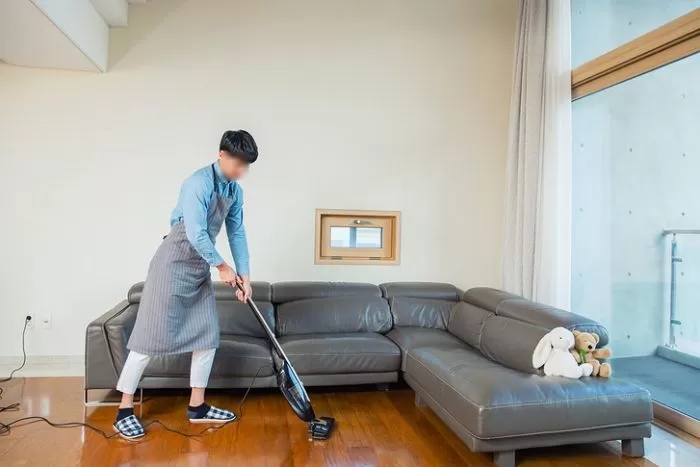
{"left": 231, "top": 277, "right": 294, "bottom": 368}
{"left": 233, "top": 278, "right": 276, "bottom": 340}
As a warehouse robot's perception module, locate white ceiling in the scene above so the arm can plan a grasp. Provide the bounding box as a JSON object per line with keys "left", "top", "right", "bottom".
{"left": 90, "top": 0, "right": 129, "bottom": 27}
{"left": 0, "top": 0, "right": 99, "bottom": 71}
{"left": 0, "top": 0, "right": 149, "bottom": 72}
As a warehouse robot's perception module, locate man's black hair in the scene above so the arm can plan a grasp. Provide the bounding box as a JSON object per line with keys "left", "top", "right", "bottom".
{"left": 220, "top": 130, "right": 258, "bottom": 163}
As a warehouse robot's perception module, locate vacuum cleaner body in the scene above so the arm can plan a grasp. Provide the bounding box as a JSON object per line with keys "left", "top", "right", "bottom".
{"left": 238, "top": 284, "right": 335, "bottom": 440}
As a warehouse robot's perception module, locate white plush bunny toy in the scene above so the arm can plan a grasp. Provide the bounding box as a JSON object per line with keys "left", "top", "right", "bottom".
{"left": 532, "top": 327, "right": 594, "bottom": 379}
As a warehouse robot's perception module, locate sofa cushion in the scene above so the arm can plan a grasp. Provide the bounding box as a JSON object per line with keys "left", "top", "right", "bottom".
{"left": 217, "top": 299, "right": 275, "bottom": 338}
{"left": 128, "top": 281, "right": 272, "bottom": 304}
{"left": 212, "top": 281, "right": 272, "bottom": 302}
{"left": 478, "top": 315, "right": 548, "bottom": 374}
{"left": 142, "top": 336, "right": 274, "bottom": 378}
{"left": 212, "top": 338, "right": 275, "bottom": 377}
{"left": 405, "top": 346, "right": 653, "bottom": 439}
{"left": 279, "top": 333, "right": 400, "bottom": 374}
{"left": 277, "top": 297, "right": 392, "bottom": 336}
{"left": 463, "top": 287, "right": 609, "bottom": 346}
{"left": 272, "top": 282, "right": 381, "bottom": 303}
{"left": 142, "top": 353, "right": 191, "bottom": 377}
{"left": 380, "top": 282, "right": 461, "bottom": 301}
{"left": 460, "top": 287, "right": 520, "bottom": 311}
{"left": 447, "top": 302, "right": 492, "bottom": 349}
{"left": 389, "top": 297, "right": 455, "bottom": 329}
{"left": 386, "top": 327, "right": 465, "bottom": 370}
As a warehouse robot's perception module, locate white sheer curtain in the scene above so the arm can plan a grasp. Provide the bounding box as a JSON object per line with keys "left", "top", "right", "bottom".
{"left": 502, "top": 0, "right": 572, "bottom": 309}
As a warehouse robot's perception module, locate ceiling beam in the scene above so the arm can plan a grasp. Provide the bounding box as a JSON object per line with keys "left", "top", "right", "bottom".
{"left": 90, "top": 0, "right": 128, "bottom": 27}
{"left": 0, "top": 0, "right": 99, "bottom": 71}
{"left": 30, "top": 0, "right": 109, "bottom": 71}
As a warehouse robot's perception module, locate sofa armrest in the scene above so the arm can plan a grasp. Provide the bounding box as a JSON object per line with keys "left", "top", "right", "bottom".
{"left": 103, "top": 304, "right": 138, "bottom": 371}
{"left": 85, "top": 300, "right": 130, "bottom": 390}
{"left": 463, "top": 288, "right": 609, "bottom": 347}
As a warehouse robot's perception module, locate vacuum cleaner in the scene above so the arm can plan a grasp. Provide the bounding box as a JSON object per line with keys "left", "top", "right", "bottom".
{"left": 236, "top": 282, "right": 335, "bottom": 440}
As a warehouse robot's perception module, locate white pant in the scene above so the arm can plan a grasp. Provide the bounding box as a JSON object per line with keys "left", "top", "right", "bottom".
{"left": 116, "top": 349, "right": 216, "bottom": 395}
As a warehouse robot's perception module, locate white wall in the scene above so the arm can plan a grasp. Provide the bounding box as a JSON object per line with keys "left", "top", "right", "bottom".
{"left": 0, "top": 0, "right": 517, "bottom": 357}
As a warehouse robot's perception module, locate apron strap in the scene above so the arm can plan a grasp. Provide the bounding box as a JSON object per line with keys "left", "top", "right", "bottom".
{"left": 211, "top": 164, "right": 219, "bottom": 195}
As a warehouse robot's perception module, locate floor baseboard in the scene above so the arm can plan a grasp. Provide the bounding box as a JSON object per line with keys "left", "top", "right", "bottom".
{"left": 654, "top": 401, "right": 700, "bottom": 439}
{"left": 0, "top": 355, "right": 84, "bottom": 377}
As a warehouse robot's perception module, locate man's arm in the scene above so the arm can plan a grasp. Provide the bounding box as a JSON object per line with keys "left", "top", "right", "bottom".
{"left": 225, "top": 184, "right": 251, "bottom": 302}
{"left": 181, "top": 177, "right": 226, "bottom": 267}
{"left": 225, "top": 184, "right": 250, "bottom": 277}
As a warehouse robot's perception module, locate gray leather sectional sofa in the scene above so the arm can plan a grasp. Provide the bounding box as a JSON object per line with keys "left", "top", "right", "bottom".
{"left": 85, "top": 281, "right": 653, "bottom": 467}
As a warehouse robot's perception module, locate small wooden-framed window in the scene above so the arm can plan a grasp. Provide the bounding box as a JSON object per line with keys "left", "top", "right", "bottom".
{"left": 315, "top": 209, "right": 401, "bottom": 265}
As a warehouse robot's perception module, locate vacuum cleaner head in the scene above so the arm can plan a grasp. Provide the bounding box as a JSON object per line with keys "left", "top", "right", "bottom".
{"left": 276, "top": 357, "right": 315, "bottom": 422}
{"left": 308, "top": 417, "right": 335, "bottom": 440}
{"left": 275, "top": 358, "right": 335, "bottom": 440}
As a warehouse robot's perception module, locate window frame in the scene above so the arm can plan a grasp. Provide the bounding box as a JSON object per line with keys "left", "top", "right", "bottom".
{"left": 314, "top": 209, "right": 401, "bottom": 265}
{"left": 571, "top": 8, "right": 700, "bottom": 100}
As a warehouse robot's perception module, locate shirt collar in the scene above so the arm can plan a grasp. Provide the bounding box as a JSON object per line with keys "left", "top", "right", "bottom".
{"left": 213, "top": 161, "right": 232, "bottom": 185}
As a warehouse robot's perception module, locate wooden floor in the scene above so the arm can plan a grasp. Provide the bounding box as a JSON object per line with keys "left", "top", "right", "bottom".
{"left": 1, "top": 377, "right": 699, "bottom": 466}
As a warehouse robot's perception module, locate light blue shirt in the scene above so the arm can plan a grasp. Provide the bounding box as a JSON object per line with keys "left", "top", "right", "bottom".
{"left": 170, "top": 163, "right": 250, "bottom": 276}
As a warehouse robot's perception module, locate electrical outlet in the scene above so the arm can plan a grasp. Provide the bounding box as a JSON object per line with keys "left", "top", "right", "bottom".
{"left": 39, "top": 313, "right": 52, "bottom": 329}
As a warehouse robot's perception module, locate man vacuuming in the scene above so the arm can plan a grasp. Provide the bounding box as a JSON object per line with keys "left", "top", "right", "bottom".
{"left": 113, "top": 130, "right": 258, "bottom": 440}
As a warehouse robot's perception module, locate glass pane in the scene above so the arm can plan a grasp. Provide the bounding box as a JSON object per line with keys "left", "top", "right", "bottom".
{"left": 572, "top": 52, "right": 700, "bottom": 421}
{"left": 329, "top": 226, "right": 382, "bottom": 249}
{"left": 571, "top": 0, "right": 698, "bottom": 67}
{"left": 673, "top": 235, "right": 700, "bottom": 355}
{"left": 329, "top": 226, "right": 351, "bottom": 248}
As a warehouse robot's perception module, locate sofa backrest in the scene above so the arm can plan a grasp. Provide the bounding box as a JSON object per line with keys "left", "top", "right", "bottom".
{"left": 462, "top": 287, "right": 609, "bottom": 346}
{"left": 447, "top": 301, "right": 491, "bottom": 348}
{"left": 448, "top": 287, "right": 610, "bottom": 374}
{"left": 272, "top": 282, "right": 391, "bottom": 336}
{"left": 127, "top": 281, "right": 276, "bottom": 338}
{"left": 380, "top": 282, "right": 461, "bottom": 330}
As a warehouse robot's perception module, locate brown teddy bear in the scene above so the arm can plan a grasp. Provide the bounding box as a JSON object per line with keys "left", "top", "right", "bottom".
{"left": 570, "top": 331, "right": 612, "bottom": 377}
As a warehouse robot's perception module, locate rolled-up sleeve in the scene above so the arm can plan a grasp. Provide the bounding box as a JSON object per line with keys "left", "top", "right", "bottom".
{"left": 225, "top": 184, "right": 250, "bottom": 276}
{"left": 181, "top": 177, "right": 225, "bottom": 267}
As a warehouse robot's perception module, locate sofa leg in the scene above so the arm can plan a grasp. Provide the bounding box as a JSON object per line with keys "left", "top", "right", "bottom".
{"left": 493, "top": 450, "right": 515, "bottom": 467}
{"left": 621, "top": 438, "right": 645, "bottom": 457}
{"left": 414, "top": 392, "right": 426, "bottom": 407}
{"left": 376, "top": 383, "right": 390, "bottom": 391}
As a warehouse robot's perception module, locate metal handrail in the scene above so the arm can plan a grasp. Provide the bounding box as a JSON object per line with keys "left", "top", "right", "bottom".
{"left": 662, "top": 229, "right": 700, "bottom": 236}
{"left": 663, "top": 229, "right": 700, "bottom": 347}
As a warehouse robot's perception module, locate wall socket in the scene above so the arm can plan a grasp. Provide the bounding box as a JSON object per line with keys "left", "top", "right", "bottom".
{"left": 39, "top": 313, "right": 52, "bottom": 329}
{"left": 25, "top": 314, "right": 51, "bottom": 329}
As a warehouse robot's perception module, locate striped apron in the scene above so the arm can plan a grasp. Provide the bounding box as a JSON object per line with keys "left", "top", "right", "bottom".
{"left": 127, "top": 165, "right": 233, "bottom": 355}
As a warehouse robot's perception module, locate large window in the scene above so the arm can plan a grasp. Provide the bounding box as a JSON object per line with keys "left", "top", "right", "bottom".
{"left": 572, "top": 52, "right": 700, "bottom": 356}
{"left": 571, "top": 5, "right": 700, "bottom": 433}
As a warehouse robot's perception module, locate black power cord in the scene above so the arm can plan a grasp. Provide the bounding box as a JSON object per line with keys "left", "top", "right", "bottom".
{"left": 0, "top": 316, "right": 269, "bottom": 439}
{"left": 0, "top": 316, "right": 31, "bottom": 401}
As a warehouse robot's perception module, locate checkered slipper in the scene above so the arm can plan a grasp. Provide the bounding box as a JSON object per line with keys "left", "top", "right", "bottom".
{"left": 113, "top": 414, "right": 145, "bottom": 440}
{"left": 188, "top": 404, "right": 237, "bottom": 424}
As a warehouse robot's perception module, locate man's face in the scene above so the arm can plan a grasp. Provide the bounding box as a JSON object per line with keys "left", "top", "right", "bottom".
{"left": 218, "top": 151, "right": 249, "bottom": 180}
